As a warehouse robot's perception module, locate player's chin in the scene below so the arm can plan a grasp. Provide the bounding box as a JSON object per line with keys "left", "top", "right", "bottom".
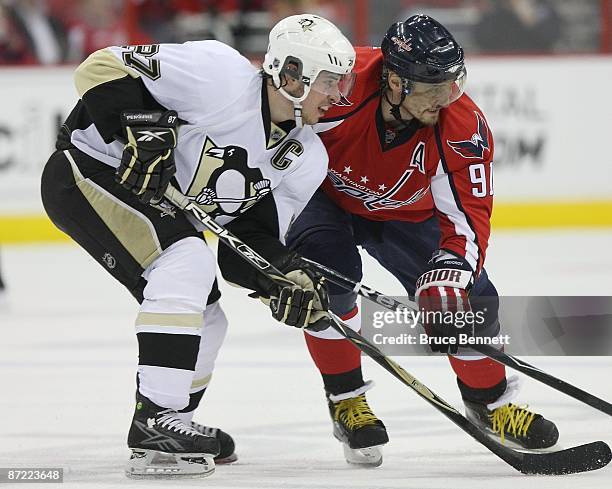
{"left": 305, "top": 110, "right": 326, "bottom": 125}
{"left": 302, "top": 115, "right": 318, "bottom": 126}
{"left": 420, "top": 110, "right": 440, "bottom": 126}
{"left": 317, "top": 106, "right": 330, "bottom": 119}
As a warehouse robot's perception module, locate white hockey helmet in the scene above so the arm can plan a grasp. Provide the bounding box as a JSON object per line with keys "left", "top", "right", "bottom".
{"left": 263, "top": 14, "right": 356, "bottom": 126}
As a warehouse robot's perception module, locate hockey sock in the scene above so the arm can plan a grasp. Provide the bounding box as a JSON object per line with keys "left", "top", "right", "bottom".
{"left": 448, "top": 354, "right": 507, "bottom": 404}
{"left": 179, "top": 388, "right": 206, "bottom": 414}
{"left": 175, "top": 388, "right": 207, "bottom": 424}
{"left": 137, "top": 331, "right": 199, "bottom": 410}
{"left": 304, "top": 306, "right": 364, "bottom": 394}
{"left": 322, "top": 367, "right": 365, "bottom": 396}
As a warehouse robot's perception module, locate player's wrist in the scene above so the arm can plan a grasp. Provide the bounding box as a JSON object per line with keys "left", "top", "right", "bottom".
{"left": 415, "top": 249, "right": 474, "bottom": 298}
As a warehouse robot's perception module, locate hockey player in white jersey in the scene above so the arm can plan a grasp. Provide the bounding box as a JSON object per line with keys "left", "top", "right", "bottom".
{"left": 40, "top": 14, "right": 355, "bottom": 479}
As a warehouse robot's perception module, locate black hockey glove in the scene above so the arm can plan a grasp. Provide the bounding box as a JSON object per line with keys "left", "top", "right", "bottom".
{"left": 116, "top": 110, "right": 178, "bottom": 204}
{"left": 415, "top": 250, "right": 475, "bottom": 354}
{"left": 257, "top": 256, "right": 330, "bottom": 332}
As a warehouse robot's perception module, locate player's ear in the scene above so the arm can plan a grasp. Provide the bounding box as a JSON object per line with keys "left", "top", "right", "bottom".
{"left": 388, "top": 72, "right": 402, "bottom": 93}
{"left": 284, "top": 75, "right": 305, "bottom": 98}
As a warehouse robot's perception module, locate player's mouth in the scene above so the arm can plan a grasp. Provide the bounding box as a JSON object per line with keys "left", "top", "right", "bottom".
{"left": 318, "top": 105, "right": 330, "bottom": 116}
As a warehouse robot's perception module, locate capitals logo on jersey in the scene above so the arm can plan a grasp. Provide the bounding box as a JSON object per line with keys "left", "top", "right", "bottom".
{"left": 327, "top": 168, "right": 429, "bottom": 211}
{"left": 446, "top": 112, "right": 490, "bottom": 159}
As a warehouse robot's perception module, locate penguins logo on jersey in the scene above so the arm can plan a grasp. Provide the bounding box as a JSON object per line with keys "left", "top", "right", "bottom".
{"left": 187, "top": 136, "right": 271, "bottom": 218}
{"left": 446, "top": 112, "right": 490, "bottom": 159}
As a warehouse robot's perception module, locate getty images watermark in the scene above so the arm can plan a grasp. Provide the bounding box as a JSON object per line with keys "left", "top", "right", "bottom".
{"left": 363, "top": 296, "right": 612, "bottom": 356}
{"left": 363, "top": 302, "right": 511, "bottom": 355}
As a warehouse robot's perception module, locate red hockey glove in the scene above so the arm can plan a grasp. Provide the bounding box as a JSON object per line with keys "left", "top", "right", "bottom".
{"left": 415, "top": 250, "right": 474, "bottom": 354}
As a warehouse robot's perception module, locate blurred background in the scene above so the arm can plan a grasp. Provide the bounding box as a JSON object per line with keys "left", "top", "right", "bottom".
{"left": 1, "top": 0, "right": 611, "bottom": 63}
{"left": 0, "top": 5, "right": 611, "bottom": 481}
{"left": 0, "top": 0, "right": 611, "bottom": 266}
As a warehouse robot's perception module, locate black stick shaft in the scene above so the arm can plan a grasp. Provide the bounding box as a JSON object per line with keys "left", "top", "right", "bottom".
{"left": 301, "top": 257, "right": 612, "bottom": 416}
{"left": 162, "top": 185, "right": 524, "bottom": 470}
{"left": 163, "top": 185, "right": 611, "bottom": 475}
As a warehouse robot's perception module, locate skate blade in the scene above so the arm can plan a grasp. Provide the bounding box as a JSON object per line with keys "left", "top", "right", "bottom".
{"left": 125, "top": 449, "right": 215, "bottom": 479}
{"left": 342, "top": 444, "right": 383, "bottom": 467}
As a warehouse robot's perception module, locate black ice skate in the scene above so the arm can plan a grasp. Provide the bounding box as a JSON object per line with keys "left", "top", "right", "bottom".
{"left": 464, "top": 400, "right": 559, "bottom": 449}
{"left": 125, "top": 393, "right": 220, "bottom": 479}
{"left": 190, "top": 422, "right": 237, "bottom": 464}
{"left": 328, "top": 382, "right": 388, "bottom": 467}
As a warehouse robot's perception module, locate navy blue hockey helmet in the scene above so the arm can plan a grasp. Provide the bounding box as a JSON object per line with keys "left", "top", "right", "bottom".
{"left": 381, "top": 14, "right": 465, "bottom": 85}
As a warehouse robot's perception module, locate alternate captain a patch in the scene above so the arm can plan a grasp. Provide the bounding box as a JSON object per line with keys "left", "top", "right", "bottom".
{"left": 446, "top": 112, "right": 490, "bottom": 159}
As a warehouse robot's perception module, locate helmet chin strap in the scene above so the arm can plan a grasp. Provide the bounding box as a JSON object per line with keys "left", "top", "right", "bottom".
{"left": 384, "top": 89, "right": 408, "bottom": 125}
{"left": 381, "top": 70, "right": 414, "bottom": 126}
{"left": 278, "top": 85, "right": 309, "bottom": 129}
{"left": 293, "top": 104, "right": 303, "bottom": 128}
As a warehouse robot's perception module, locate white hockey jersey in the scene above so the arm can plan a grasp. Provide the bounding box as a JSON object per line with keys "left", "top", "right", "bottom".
{"left": 71, "top": 41, "right": 328, "bottom": 241}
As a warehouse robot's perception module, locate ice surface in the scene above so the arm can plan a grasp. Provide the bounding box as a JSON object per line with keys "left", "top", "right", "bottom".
{"left": 1, "top": 229, "right": 611, "bottom": 488}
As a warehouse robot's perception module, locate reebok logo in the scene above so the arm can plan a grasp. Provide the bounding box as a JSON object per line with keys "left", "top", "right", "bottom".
{"left": 137, "top": 130, "right": 169, "bottom": 142}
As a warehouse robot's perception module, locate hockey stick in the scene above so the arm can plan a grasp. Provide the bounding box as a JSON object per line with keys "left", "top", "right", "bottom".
{"left": 163, "top": 184, "right": 611, "bottom": 475}
{"left": 301, "top": 257, "right": 612, "bottom": 417}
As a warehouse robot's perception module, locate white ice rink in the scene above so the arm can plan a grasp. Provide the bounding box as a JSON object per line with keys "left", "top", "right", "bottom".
{"left": 1, "top": 229, "right": 612, "bottom": 489}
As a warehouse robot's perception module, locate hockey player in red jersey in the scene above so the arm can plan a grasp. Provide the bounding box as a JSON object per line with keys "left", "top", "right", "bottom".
{"left": 286, "top": 15, "right": 559, "bottom": 465}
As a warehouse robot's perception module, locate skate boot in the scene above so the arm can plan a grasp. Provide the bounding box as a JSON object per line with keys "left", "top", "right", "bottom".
{"left": 190, "top": 422, "right": 237, "bottom": 464}
{"left": 328, "top": 382, "right": 388, "bottom": 467}
{"left": 125, "top": 393, "right": 220, "bottom": 479}
{"left": 464, "top": 400, "right": 559, "bottom": 449}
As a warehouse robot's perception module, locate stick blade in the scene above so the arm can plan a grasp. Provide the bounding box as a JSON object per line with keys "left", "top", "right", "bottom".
{"left": 521, "top": 441, "right": 611, "bottom": 475}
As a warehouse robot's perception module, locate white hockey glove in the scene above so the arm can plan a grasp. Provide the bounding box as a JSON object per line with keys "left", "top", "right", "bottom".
{"left": 116, "top": 110, "right": 178, "bottom": 204}
{"left": 415, "top": 250, "right": 475, "bottom": 354}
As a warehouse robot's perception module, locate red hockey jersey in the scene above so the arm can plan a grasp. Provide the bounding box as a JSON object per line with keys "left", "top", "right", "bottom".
{"left": 315, "top": 47, "right": 494, "bottom": 273}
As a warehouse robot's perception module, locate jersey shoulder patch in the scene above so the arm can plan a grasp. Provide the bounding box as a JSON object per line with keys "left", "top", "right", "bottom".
{"left": 442, "top": 96, "right": 492, "bottom": 162}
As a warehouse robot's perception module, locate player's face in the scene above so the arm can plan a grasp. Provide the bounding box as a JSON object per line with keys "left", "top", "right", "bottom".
{"left": 285, "top": 79, "right": 341, "bottom": 125}
{"left": 301, "top": 88, "right": 339, "bottom": 125}
{"left": 284, "top": 71, "right": 350, "bottom": 125}
{"left": 403, "top": 80, "right": 456, "bottom": 126}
